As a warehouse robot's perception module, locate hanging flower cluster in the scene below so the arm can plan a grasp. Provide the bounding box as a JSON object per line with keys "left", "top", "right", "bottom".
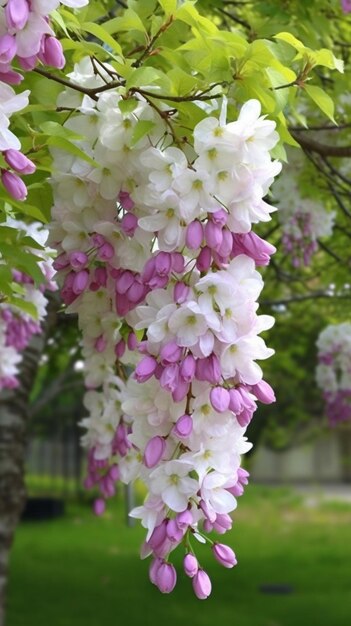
{"left": 0, "top": 220, "right": 56, "bottom": 390}
{"left": 49, "top": 58, "right": 280, "bottom": 599}
{"left": 316, "top": 323, "right": 351, "bottom": 425}
{"left": 0, "top": 0, "right": 88, "bottom": 200}
{"left": 274, "top": 162, "right": 335, "bottom": 267}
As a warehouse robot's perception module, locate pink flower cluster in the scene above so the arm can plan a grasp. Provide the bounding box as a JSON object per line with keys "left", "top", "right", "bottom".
{"left": 0, "top": 220, "right": 56, "bottom": 390}
{"left": 0, "top": 0, "right": 88, "bottom": 201}
{"left": 316, "top": 323, "right": 351, "bottom": 426}
{"left": 49, "top": 58, "right": 280, "bottom": 598}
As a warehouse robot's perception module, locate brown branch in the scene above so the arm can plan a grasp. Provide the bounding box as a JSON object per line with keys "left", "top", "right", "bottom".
{"left": 133, "top": 15, "right": 174, "bottom": 68}
{"left": 293, "top": 132, "right": 351, "bottom": 157}
{"left": 263, "top": 291, "right": 351, "bottom": 307}
{"left": 290, "top": 123, "right": 351, "bottom": 132}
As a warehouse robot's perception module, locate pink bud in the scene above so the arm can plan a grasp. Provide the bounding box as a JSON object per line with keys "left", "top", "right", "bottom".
{"left": 144, "top": 436, "right": 166, "bottom": 468}
{"left": 38, "top": 36, "right": 65, "bottom": 69}
{"left": 108, "top": 464, "right": 120, "bottom": 481}
{"left": 148, "top": 520, "right": 168, "bottom": 550}
{"left": 0, "top": 34, "right": 17, "bottom": 64}
{"left": 135, "top": 355, "right": 158, "bottom": 382}
{"left": 176, "top": 509, "right": 193, "bottom": 529}
{"left": 196, "top": 354, "right": 221, "bottom": 384}
{"left": 155, "top": 251, "right": 172, "bottom": 276}
{"left": 186, "top": 220, "right": 203, "bottom": 249}
{"left": 116, "top": 270, "right": 134, "bottom": 294}
{"left": 171, "top": 252, "right": 185, "bottom": 273}
{"left": 93, "top": 498, "right": 105, "bottom": 516}
{"left": 97, "top": 242, "right": 114, "bottom": 261}
{"left": 53, "top": 253, "right": 69, "bottom": 271}
{"left": 18, "top": 56, "right": 37, "bottom": 71}
{"left": 0, "top": 69, "right": 23, "bottom": 84}
{"left": 5, "top": 0, "right": 29, "bottom": 30}
{"left": 120, "top": 212, "right": 138, "bottom": 236}
{"left": 172, "top": 380, "right": 189, "bottom": 402}
{"left": 179, "top": 354, "right": 196, "bottom": 382}
{"left": 173, "top": 414, "right": 193, "bottom": 439}
{"left": 211, "top": 209, "right": 228, "bottom": 226}
{"left": 1, "top": 170, "right": 27, "bottom": 200}
{"left": 232, "top": 232, "right": 276, "bottom": 266}
{"left": 212, "top": 543, "right": 237, "bottom": 568}
{"left": 149, "top": 558, "right": 163, "bottom": 585}
{"left": 341, "top": 0, "right": 351, "bottom": 13}
{"left": 115, "top": 339, "right": 126, "bottom": 358}
{"left": 183, "top": 553, "right": 198, "bottom": 578}
{"left": 94, "top": 267, "right": 107, "bottom": 287}
{"left": 126, "top": 279, "right": 146, "bottom": 303}
{"left": 160, "top": 363, "right": 179, "bottom": 392}
{"left": 118, "top": 190, "right": 134, "bottom": 210}
{"left": 173, "top": 281, "right": 190, "bottom": 304}
{"left": 228, "top": 388, "right": 243, "bottom": 414}
{"left": 156, "top": 562, "right": 177, "bottom": 594}
{"left": 213, "top": 513, "right": 233, "bottom": 533}
{"left": 196, "top": 246, "right": 212, "bottom": 272}
{"left": 192, "top": 569, "right": 212, "bottom": 600}
{"left": 219, "top": 229, "right": 233, "bottom": 258}
{"left": 251, "top": 380, "right": 276, "bottom": 404}
{"left": 205, "top": 221, "right": 223, "bottom": 251}
{"left": 72, "top": 269, "right": 89, "bottom": 295}
{"left": 160, "top": 341, "right": 182, "bottom": 364}
{"left": 210, "top": 387, "right": 230, "bottom": 413}
{"left": 166, "top": 519, "right": 184, "bottom": 543}
{"left": 236, "top": 407, "right": 253, "bottom": 427}
{"left": 127, "top": 332, "right": 138, "bottom": 351}
{"left": 69, "top": 251, "right": 88, "bottom": 270}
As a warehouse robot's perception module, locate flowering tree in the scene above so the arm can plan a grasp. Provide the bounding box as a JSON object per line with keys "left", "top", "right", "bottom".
{"left": 1, "top": 0, "right": 351, "bottom": 617}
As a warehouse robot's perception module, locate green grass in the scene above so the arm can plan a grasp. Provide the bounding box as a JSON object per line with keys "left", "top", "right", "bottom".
{"left": 7, "top": 485, "right": 351, "bottom": 626}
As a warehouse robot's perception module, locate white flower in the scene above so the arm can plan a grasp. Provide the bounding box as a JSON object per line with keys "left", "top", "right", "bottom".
{"left": 149, "top": 459, "right": 198, "bottom": 512}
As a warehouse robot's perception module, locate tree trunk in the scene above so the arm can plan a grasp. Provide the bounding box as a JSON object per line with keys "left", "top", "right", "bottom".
{"left": 0, "top": 299, "right": 57, "bottom": 626}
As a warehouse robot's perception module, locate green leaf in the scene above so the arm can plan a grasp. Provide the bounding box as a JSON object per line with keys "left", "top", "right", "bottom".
{"left": 314, "top": 49, "right": 344, "bottom": 73}
{"left": 126, "top": 66, "right": 170, "bottom": 90}
{"left": 118, "top": 99, "right": 139, "bottom": 115}
{"left": 47, "top": 136, "right": 98, "bottom": 167}
{"left": 304, "top": 84, "right": 336, "bottom": 123}
{"left": 80, "top": 22, "right": 123, "bottom": 56}
{"left": 103, "top": 9, "right": 147, "bottom": 34}
{"left": 131, "top": 120, "right": 156, "bottom": 146}
{"left": 9, "top": 296, "right": 38, "bottom": 319}
{"left": 273, "top": 32, "right": 305, "bottom": 51}
{"left": 39, "top": 121, "right": 83, "bottom": 141}
{"left": 158, "top": 0, "right": 177, "bottom": 14}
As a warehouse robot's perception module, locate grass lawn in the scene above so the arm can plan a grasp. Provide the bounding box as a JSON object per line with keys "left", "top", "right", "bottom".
{"left": 7, "top": 485, "right": 351, "bottom": 626}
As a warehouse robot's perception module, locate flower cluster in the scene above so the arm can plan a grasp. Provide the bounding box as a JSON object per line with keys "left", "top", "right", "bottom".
{"left": 274, "top": 160, "right": 335, "bottom": 267}
{"left": 49, "top": 58, "right": 280, "bottom": 598}
{"left": 316, "top": 323, "right": 351, "bottom": 425}
{"left": 0, "top": 220, "right": 56, "bottom": 390}
{"left": 0, "top": 0, "right": 88, "bottom": 200}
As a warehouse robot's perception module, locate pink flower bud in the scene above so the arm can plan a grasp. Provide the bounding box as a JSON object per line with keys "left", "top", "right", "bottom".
{"left": 341, "top": 0, "right": 351, "bottom": 13}
{"left": 93, "top": 498, "right": 105, "bottom": 516}
{"left": 196, "top": 246, "right": 212, "bottom": 272}
{"left": 39, "top": 36, "right": 65, "bottom": 69}
{"left": 116, "top": 270, "right": 134, "bottom": 294}
{"left": 176, "top": 509, "right": 193, "bottom": 529}
{"left": 69, "top": 251, "right": 88, "bottom": 270}
{"left": 210, "top": 387, "right": 230, "bottom": 413}
{"left": 155, "top": 251, "right": 172, "bottom": 276}
{"left": 192, "top": 569, "right": 212, "bottom": 599}
{"left": 211, "top": 209, "right": 228, "bottom": 226}
{"left": 108, "top": 464, "right": 120, "bottom": 481}
{"left": 196, "top": 354, "right": 221, "bottom": 384}
{"left": 135, "top": 355, "right": 158, "bottom": 382}
{"left": 173, "top": 414, "right": 193, "bottom": 439}
{"left": 186, "top": 220, "right": 203, "bottom": 249}
{"left": 228, "top": 388, "right": 243, "bottom": 414}
{"left": 171, "top": 252, "right": 185, "bottom": 273}
{"left": 18, "top": 56, "right": 37, "bottom": 71}
{"left": 213, "top": 513, "right": 233, "bottom": 533}
{"left": 183, "top": 553, "right": 198, "bottom": 578}
{"left": 179, "top": 353, "right": 196, "bottom": 382}
{"left": 232, "top": 232, "right": 276, "bottom": 266}
{"left": 118, "top": 190, "right": 134, "bottom": 210}
{"left": 5, "top": 0, "right": 29, "bottom": 30}
{"left": 251, "top": 380, "right": 276, "bottom": 404}
{"left": 127, "top": 332, "right": 137, "bottom": 351}
{"left": 115, "top": 339, "right": 126, "bottom": 358}
{"left": 166, "top": 519, "right": 183, "bottom": 543}
{"left": 236, "top": 407, "right": 253, "bottom": 427}
{"left": 219, "top": 229, "right": 233, "bottom": 258}
{"left": 156, "top": 562, "right": 177, "bottom": 594}
{"left": 149, "top": 558, "right": 163, "bottom": 585}
{"left": 0, "top": 69, "right": 23, "bottom": 84}
{"left": 126, "top": 279, "right": 146, "bottom": 303}
{"left": 160, "top": 341, "right": 182, "bottom": 364}
{"left": 143, "top": 436, "right": 166, "bottom": 468}
{"left": 120, "top": 212, "right": 138, "bottom": 236}
{"left": 172, "top": 380, "right": 189, "bottom": 402}
{"left": 173, "top": 281, "right": 190, "bottom": 304}
{"left": 160, "top": 363, "right": 179, "bottom": 392}
{"left": 212, "top": 543, "right": 237, "bottom": 568}
{"left": 72, "top": 269, "right": 89, "bottom": 295}
{"left": 53, "top": 253, "right": 69, "bottom": 271}
{"left": 0, "top": 34, "right": 17, "bottom": 64}
{"left": 94, "top": 267, "right": 107, "bottom": 287}
{"left": 97, "top": 242, "right": 114, "bottom": 261}
{"left": 1, "top": 170, "right": 27, "bottom": 200}
{"left": 148, "top": 520, "right": 168, "bottom": 551}
{"left": 205, "top": 221, "right": 223, "bottom": 251}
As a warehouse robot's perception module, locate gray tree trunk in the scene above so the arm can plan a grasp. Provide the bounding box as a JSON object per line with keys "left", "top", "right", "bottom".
{"left": 0, "top": 299, "right": 57, "bottom": 626}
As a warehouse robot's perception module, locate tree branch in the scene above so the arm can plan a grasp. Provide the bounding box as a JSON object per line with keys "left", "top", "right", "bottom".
{"left": 292, "top": 131, "right": 351, "bottom": 157}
